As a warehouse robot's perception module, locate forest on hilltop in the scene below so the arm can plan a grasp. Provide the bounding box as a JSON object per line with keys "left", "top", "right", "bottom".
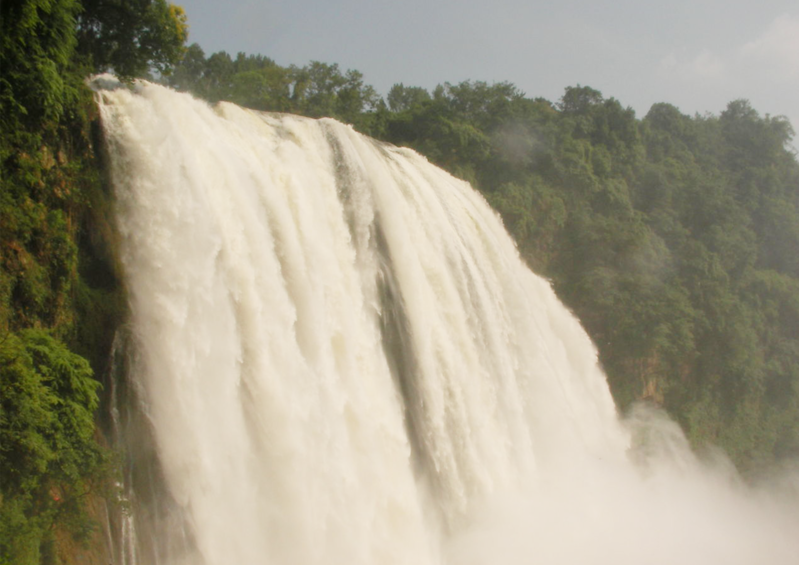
{"left": 2, "top": 1, "right": 799, "bottom": 563}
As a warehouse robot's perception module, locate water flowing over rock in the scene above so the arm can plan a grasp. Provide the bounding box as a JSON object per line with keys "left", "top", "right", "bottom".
{"left": 93, "top": 77, "right": 799, "bottom": 565}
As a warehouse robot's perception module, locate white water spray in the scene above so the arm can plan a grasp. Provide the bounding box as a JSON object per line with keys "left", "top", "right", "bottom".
{"left": 94, "top": 77, "right": 799, "bottom": 565}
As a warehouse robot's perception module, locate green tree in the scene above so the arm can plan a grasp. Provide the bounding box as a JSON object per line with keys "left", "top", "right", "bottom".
{"left": 76, "top": 0, "right": 188, "bottom": 78}
{"left": 558, "top": 84, "right": 603, "bottom": 114}
{"left": 0, "top": 330, "right": 109, "bottom": 565}
{"left": 166, "top": 42, "right": 207, "bottom": 91}
{"left": 290, "top": 62, "right": 380, "bottom": 124}
{"left": 387, "top": 84, "right": 431, "bottom": 112}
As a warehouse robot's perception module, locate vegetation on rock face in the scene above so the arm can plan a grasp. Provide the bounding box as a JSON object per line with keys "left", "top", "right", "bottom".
{"left": 0, "top": 330, "right": 110, "bottom": 564}
{"left": 3, "top": 2, "right": 799, "bottom": 560}
{"left": 1, "top": 1, "right": 186, "bottom": 562}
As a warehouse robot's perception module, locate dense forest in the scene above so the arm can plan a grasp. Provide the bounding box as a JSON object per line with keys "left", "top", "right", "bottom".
{"left": 3, "top": 1, "right": 799, "bottom": 563}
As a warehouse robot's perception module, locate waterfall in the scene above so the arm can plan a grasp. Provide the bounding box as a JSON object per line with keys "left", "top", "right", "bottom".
{"left": 93, "top": 77, "right": 799, "bottom": 565}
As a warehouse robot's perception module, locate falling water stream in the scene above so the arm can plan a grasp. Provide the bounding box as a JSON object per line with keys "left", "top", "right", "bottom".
{"left": 93, "top": 76, "right": 799, "bottom": 565}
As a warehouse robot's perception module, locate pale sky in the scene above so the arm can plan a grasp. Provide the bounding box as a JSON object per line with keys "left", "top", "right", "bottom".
{"left": 176, "top": 0, "right": 799, "bottom": 134}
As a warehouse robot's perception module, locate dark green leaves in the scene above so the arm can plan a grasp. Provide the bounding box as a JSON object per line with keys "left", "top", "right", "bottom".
{"left": 75, "top": 0, "right": 188, "bottom": 78}
{"left": 0, "top": 330, "right": 106, "bottom": 565}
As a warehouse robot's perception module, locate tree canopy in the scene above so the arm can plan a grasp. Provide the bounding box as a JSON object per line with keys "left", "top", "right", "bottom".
{"left": 76, "top": 0, "right": 188, "bottom": 78}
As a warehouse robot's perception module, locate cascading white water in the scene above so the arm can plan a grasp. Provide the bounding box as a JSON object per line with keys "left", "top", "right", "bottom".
{"left": 93, "top": 76, "right": 799, "bottom": 565}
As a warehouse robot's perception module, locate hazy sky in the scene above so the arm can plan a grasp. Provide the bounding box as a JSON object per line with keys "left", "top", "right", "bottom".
{"left": 176, "top": 0, "right": 799, "bottom": 130}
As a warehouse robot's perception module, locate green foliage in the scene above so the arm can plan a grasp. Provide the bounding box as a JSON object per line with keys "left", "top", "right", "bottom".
{"left": 0, "top": 186, "right": 79, "bottom": 332}
{"left": 0, "top": 0, "right": 82, "bottom": 128}
{"left": 387, "top": 83, "right": 431, "bottom": 112}
{"left": 291, "top": 62, "right": 380, "bottom": 123}
{"left": 0, "top": 330, "right": 108, "bottom": 565}
{"left": 1, "top": 0, "right": 174, "bottom": 559}
{"left": 167, "top": 50, "right": 381, "bottom": 129}
{"left": 76, "top": 0, "right": 188, "bottom": 78}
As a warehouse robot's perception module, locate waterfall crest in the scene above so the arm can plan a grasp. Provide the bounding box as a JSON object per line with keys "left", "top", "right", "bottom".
{"left": 94, "top": 77, "right": 799, "bottom": 565}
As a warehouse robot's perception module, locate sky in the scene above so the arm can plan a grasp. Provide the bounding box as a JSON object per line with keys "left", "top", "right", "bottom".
{"left": 175, "top": 0, "right": 799, "bottom": 133}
